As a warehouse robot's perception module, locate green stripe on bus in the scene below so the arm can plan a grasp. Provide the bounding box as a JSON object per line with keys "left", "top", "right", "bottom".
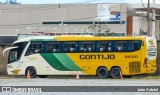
{"left": 149, "top": 52, "right": 156, "bottom": 53}
{"left": 40, "top": 53, "right": 70, "bottom": 71}
{"left": 53, "top": 54, "right": 83, "bottom": 71}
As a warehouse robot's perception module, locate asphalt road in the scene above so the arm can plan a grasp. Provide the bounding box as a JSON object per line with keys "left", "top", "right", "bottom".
{"left": 0, "top": 77, "right": 160, "bottom": 95}
{"left": 0, "top": 78, "right": 160, "bottom": 86}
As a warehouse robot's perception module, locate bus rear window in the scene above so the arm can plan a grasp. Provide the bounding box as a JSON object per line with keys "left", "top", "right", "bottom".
{"left": 129, "top": 41, "right": 141, "bottom": 51}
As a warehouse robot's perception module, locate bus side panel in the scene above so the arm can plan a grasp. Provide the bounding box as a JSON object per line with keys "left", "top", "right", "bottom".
{"left": 108, "top": 51, "right": 143, "bottom": 75}
{"left": 38, "top": 53, "right": 89, "bottom": 75}
{"left": 90, "top": 61, "right": 109, "bottom": 75}
{"left": 141, "top": 47, "right": 148, "bottom": 74}
{"left": 67, "top": 53, "right": 109, "bottom": 76}
{"left": 20, "top": 54, "right": 44, "bottom": 75}
{"left": 67, "top": 53, "right": 91, "bottom": 75}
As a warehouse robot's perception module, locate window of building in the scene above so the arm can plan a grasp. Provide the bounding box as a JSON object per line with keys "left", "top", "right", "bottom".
{"left": 43, "top": 21, "right": 125, "bottom": 25}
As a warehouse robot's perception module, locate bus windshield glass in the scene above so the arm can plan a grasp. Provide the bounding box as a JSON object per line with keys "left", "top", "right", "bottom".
{"left": 8, "top": 42, "right": 28, "bottom": 64}
{"left": 9, "top": 48, "right": 19, "bottom": 63}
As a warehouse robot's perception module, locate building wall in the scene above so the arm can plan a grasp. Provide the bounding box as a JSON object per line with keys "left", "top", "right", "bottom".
{"left": 0, "top": 4, "right": 127, "bottom": 35}
{"left": 156, "top": 21, "right": 160, "bottom": 38}
{"left": 132, "top": 16, "right": 148, "bottom": 36}
{"left": 156, "top": 41, "right": 160, "bottom": 74}
{"left": 127, "top": 16, "right": 133, "bottom": 35}
{"left": 0, "top": 45, "right": 10, "bottom": 75}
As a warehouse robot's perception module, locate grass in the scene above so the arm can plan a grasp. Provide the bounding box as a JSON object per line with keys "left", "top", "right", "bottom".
{"left": 131, "top": 74, "right": 160, "bottom": 79}
{"left": 144, "top": 75, "right": 160, "bottom": 79}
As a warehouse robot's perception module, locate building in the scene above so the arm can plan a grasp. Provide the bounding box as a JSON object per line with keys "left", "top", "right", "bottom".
{"left": 0, "top": 3, "right": 159, "bottom": 37}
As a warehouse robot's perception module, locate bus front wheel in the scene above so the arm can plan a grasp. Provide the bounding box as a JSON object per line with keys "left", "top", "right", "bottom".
{"left": 96, "top": 67, "right": 109, "bottom": 78}
{"left": 26, "top": 67, "right": 37, "bottom": 78}
{"left": 110, "top": 67, "right": 121, "bottom": 79}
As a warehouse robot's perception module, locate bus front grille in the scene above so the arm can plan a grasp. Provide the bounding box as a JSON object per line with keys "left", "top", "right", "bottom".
{"left": 129, "top": 61, "right": 141, "bottom": 73}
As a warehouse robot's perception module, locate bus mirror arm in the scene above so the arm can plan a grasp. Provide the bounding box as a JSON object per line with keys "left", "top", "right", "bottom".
{"left": 3, "top": 47, "right": 18, "bottom": 56}
{"left": 3, "top": 48, "right": 8, "bottom": 56}
{"left": 3, "top": 51, "right": 5, "bottom": 56}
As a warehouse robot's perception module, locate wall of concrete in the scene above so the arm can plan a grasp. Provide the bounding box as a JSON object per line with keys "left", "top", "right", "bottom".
{"left": 0, "top": 4, "right": 127, "bottom": 35}
{"left": 132, "top": 16, "right": 148, "bottom": 36}
{"left": 0, "top": 45, "right": 10, "bottom": 75}
{"left": 156, "top": 41, "right": 160, "bottom": 74}
{"left": 155, "top": 21, "right": 160, "bottom": 38}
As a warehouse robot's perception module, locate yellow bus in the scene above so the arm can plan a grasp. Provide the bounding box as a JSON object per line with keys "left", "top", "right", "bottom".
{"left": 3, "top": 35, "right": 157, "bottom": 78}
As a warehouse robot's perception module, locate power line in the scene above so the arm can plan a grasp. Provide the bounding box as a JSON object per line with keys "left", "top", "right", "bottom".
{"left": 141, "top": 0, "right": 146, "bottom": 8}
{"left": 147, "top": 0, "right": 151, "bottom": 36}
{"left": 139, "top": 0, "right": 148, "bottom": 18}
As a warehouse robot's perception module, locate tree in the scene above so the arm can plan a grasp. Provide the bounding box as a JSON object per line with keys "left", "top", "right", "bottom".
{"left": 88, "top": 24, "right": 111, "bottom": 36}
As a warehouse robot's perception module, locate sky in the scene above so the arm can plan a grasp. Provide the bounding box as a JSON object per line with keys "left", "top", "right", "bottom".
{"left": 0, "top": 0, "right": 160, "bottom": 4}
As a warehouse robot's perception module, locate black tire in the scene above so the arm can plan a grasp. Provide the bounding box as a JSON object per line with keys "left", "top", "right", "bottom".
{"left": 26, "top": 67, "right": 37, "bottom": 78}
{"left": 96, "top": 67, "right": 109, "bottom": 78}
{"left": 39, "top": 75, "right": 48, "bottom": 78}
{"left": 110, "top": 67, "right": 121, "bottom": 79}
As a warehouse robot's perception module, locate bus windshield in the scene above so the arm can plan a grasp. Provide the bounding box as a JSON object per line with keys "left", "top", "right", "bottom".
{"left": 8, "top": 42, "right": 28, "bottom": 64}
{"left": 9, "top": 48, "right": 19, "bottom": 63}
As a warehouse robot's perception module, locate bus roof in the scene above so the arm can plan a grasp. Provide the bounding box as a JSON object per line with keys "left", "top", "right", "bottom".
{"left": 13, "top": 35, "right": 153, "bottom": 44}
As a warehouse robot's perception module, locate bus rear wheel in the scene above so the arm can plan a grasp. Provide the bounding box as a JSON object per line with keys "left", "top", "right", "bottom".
{"left": 26, "top": 67, "right": 37, "bottom": 78}
{"left": 39, "top": 75, "right": 48, "bottom": 78}
{"left": 96, "top": 67, "right": 109, "bottom": 79}
{"left": 110, "top": 67, "right": 121, "bottom": 79}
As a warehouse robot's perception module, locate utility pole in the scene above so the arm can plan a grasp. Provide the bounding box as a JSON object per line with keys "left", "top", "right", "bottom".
{"left": 147, "top": 0, "right": 151, "bottom": 36}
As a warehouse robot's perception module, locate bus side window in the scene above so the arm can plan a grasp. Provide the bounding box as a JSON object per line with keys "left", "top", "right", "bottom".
{"left": 63, "top": 42, "right": 78, "bottom": 52}
{"left": 64, "top": 47, "right": 70, "bottom": 52}
{"left": 97, "top": 41, "right": 112, "bottom": 52}
{"left": 53, "top": 43, "right": 61, "bottom": 53}
{"left": 114, "top": 41, "right": 127, "bottom": 52}
{"left": 47, "top": 45, "right": 52, "bottom": 53}
{"left": 80, "top": 42, "right": 94, "bottom": 52}
{"left": 108, "top": 47, "right": 111, "bottom": 52}
{"left": 129, "top": 41, "right": 141, "bottom": 51}
{"left": 46, "top": 42, "right": 61, "bottom": 53}
{"left": 25, "top": 42, "right": 44, "bottom": 56}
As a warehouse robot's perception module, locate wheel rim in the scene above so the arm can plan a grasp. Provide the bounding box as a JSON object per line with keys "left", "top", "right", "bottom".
{"left": 113, "top": 69, "right": 120, "bottom": 77}
{"left": 100, "top": 70, "right": 106, "bottom": 76}
{"left": 29, "top": 69, "right": 35, "bottom": 76}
